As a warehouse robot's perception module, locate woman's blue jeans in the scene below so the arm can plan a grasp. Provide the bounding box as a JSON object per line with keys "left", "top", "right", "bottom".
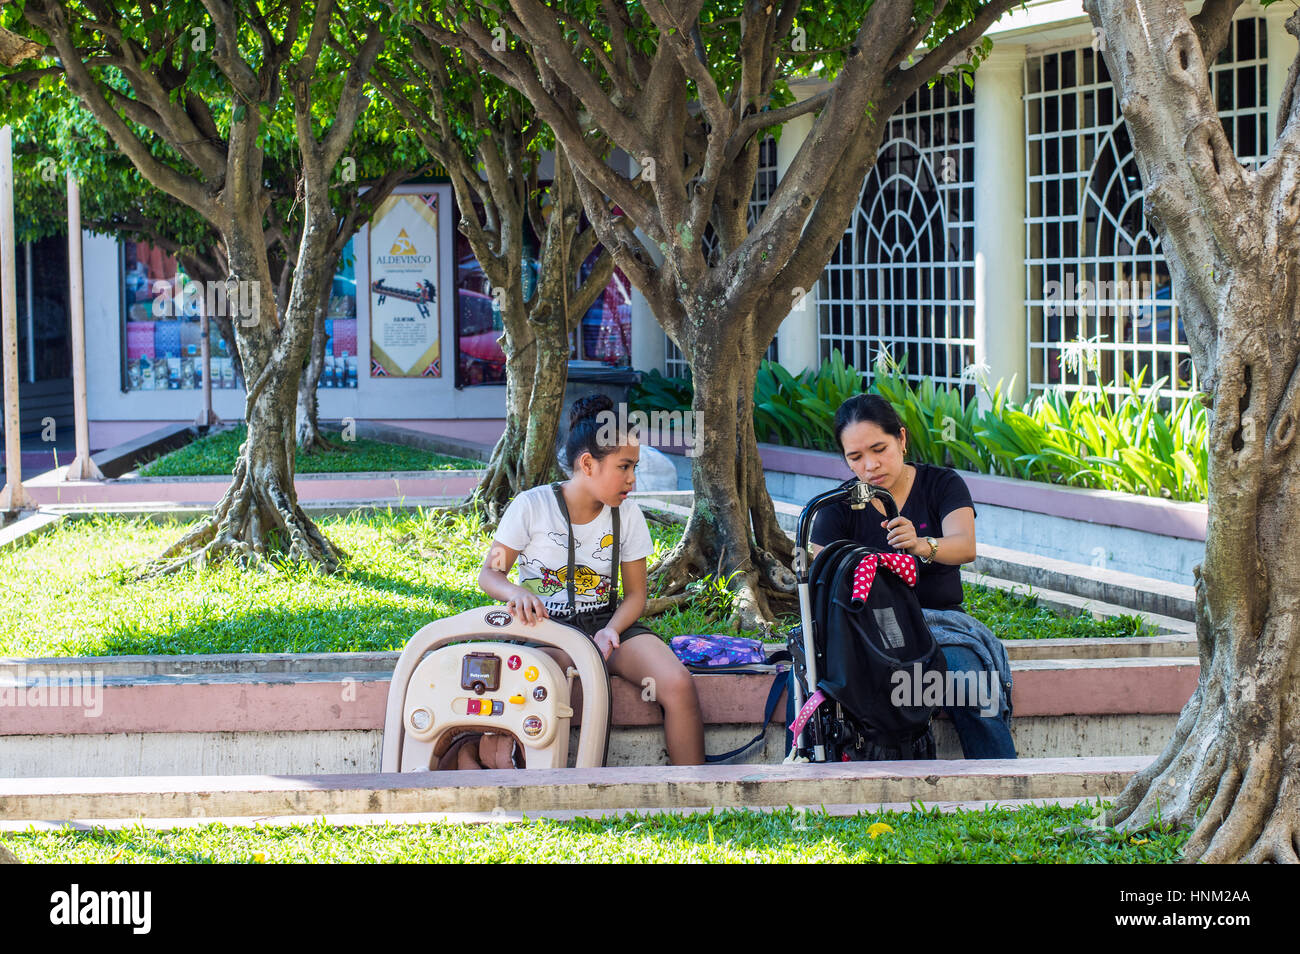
{"left": 940, "top": 644, "right": 1017, "bottom": 759}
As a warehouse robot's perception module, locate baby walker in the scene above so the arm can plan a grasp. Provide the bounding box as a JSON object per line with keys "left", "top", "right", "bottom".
{"left": 381, "top": 605, "right": 612, "bottom": 771}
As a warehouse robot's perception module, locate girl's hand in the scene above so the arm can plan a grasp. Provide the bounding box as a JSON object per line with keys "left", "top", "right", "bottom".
{"left": 881, "top": 515, "right": 920, "bottom": 554}
{"left": 506, "top": 587, "right": 549, "bottom": 625}
{"left": 592, "top": 627, "right": 621, "bottom": 660}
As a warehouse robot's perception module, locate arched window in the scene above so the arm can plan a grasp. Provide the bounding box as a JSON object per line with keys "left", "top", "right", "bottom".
{"left": 817, "top": 81, "right": 976, "bottom": 393}
{"left": 1025, "top": 17, "right": 1267, "bottom": 403}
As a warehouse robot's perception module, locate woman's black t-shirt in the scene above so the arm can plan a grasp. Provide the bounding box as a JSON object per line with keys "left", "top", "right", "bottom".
{"left": 809, "top": 464, "right": 976, "bottom": 610}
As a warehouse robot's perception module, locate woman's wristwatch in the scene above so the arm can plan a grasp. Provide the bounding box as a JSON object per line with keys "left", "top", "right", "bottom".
{"left": 918, "top": 536, "right": 939, "bottom": 564}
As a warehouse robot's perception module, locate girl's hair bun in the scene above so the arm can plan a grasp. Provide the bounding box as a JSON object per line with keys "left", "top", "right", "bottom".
{"left": 569, "top": 393, "right": 614, "bottom": 429}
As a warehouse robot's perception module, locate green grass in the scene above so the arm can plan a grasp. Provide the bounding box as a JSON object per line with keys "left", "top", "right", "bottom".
{"left": 964, "top": 582, "right": 1155, "bottom": 640}
{"left": 0, "top": 802, "right": 1188, "bottom": 863}
{"left": 0, "top": 511, "right": 1155, "bottom": 658}
{"left": 136, "top": 425, "right": 482, "bottom": 477}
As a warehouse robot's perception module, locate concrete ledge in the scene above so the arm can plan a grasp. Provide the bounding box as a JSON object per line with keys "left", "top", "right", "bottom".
{"left": 24, "top": 474, "right": 482, "bottom": 507}
{"left": 974, "top": 543, "right": 1196, "bottom": 621}
{"left": 0, "top": 756, "right": 1150, "bottom": 821}
{"left": 42, "top": 499, "right": 469, "bottom": 520}
{"left": 0, "top": 713, "right": 1179, "bottom": 777}
{"left": 354, "top": 420, "right": 494, "bottom": 462}
{"left": 0, "top": 509, "right": 62, "bottom": 552}
{"left": 86, "top": 422, "right": 197, "bottom": 480}
{"left": 0, "top": 658, "right": 1199, "bottom": 736}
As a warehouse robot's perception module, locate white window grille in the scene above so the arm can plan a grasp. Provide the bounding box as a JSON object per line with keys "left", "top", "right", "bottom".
{"left": 1024, "top": 17, "right": 1268, "bottom": 403}
{"left": 666, "top": 135, "right": 779, "bottom": 376}
{"left": 817, "top": 81, "right": 977, "bottom": 394}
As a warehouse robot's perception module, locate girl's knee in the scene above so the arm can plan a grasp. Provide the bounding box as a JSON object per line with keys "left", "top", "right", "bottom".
{"left": 651, "top": 664, "right": 698, "bottom": 709}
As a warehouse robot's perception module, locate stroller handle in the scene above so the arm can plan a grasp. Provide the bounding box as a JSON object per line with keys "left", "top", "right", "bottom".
{"left": 794, "top": 481, "right": 898, "bottom": 582}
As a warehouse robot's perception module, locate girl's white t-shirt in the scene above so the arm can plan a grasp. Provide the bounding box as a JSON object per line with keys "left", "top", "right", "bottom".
{"left": 494, "top": 485, "right": 655, "bottom": 616}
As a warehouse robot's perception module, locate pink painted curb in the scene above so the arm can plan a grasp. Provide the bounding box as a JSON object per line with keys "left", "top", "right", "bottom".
{"left": 0, "top": 662, "right": 1198, "bottom": 736}
{"left": 24, "top": 474, "right": 482, "bottom": 506}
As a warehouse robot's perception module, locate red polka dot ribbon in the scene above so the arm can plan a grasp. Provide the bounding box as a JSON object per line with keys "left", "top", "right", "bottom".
{"left": 849, "top": 551, "right": 918, "bottom": 607}
{"left": 789, "top": 688, "right": 826, "bottom": 743}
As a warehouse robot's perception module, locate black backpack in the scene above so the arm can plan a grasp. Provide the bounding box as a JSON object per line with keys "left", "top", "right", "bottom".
{"left": 800, "top": 542, "right": 947, "bottom": 759}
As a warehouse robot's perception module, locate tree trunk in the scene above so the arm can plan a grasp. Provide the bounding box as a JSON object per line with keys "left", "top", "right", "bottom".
{"left": 151, "top": 362, "right": 345, "bottom": 573}
{"left": 649, "top": 314, "right": 796, "bottom": 630}
{"left": 1085, "top": 0, "right": 1300, "bottom": 862}
{"left": 139, "top": 216, "right": 344, "bottom": 577}
{"left": 1106, "top": 306, "right": 1300, "bottom": 863}
{"left": 295, "top": 270, "right": 340, "bottom": 454}
{"left": 461, "top": 147, "right": 608, "bottom": 524}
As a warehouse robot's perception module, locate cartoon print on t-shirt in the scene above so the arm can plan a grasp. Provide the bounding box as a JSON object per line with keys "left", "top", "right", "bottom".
{"left": 547, "top": 530, "right": 571, "bottom": 549}
{"left": 591, "top": 532, "right": 614, "bottom": 562}
{"left": 517, "top": 555, "right": 609, "bottom": 602}
{"left": 517, "top": 555, "right": 567, "bottom": 597}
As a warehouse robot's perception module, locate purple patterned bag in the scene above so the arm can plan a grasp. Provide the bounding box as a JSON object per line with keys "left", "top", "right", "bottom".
{"left": 670, "top": 634, "right": 769, "bottom": 668}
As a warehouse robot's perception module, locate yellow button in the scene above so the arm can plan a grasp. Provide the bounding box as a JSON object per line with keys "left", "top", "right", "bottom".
{"left": 509, "top": 694, "right": 525, "bottom": 705}
{"left": 524, "top": 666, "right": 539, "bottom": 682}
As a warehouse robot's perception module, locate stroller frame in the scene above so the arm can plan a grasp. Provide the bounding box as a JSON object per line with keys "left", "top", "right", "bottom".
{"left": 789, "top": 479, "right": 899, "bottom": 763}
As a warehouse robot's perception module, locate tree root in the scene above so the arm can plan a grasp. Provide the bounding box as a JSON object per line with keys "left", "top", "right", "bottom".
{"left": 134, "top": 463, "right": 345, "bottom": 580}
{"left": 648, "top": 518, "right": 796, "bottom": 632}
{"left": 643, "top": 592, "right": 692, "bottom": 617}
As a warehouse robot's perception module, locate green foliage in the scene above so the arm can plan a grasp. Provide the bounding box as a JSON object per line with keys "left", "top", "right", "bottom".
{"left": 628, "top": 369, "right": 694, "bottom": 415}
{"left": 964, "top": 583, "right": 1156, "bottom": 640}
{"left": 870, "top": 353, "right": 1209, "bottom": 502}
{"left": 632, "top": 350, "right": 1209, "bottom": 503}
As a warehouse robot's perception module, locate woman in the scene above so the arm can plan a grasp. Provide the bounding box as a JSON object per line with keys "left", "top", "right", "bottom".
{"left": 808, "top": 394, "right": 1016, "bottom": 759}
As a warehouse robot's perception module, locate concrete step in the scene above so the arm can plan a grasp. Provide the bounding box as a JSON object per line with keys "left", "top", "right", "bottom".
{"left": 0, "top": 756, "right": 1148, "bottom": 824}
{"left": 974, "top": 543, "right": 1195, "bottom": 622}
{"left": 0, "top": 656, "right": 1199, "bottom": 736}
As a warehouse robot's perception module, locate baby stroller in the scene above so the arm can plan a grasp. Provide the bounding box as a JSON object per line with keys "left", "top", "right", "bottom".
{"left": 786, "top": 480, "right": 946, "bottom": 762}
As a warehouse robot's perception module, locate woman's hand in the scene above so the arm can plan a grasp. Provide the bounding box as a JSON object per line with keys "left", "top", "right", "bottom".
{"left": 592, "top": 627, "right": 621, "bottom": 660}
{"left": 506, "top": 586, "right": 549, "bottom": 625}
{"left": 881, "top": 515, "right": 921, "bottom": 555}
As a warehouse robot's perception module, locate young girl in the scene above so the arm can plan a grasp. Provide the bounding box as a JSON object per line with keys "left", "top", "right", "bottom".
{"left": 478, "top": 394, "right": 705, "bottom": 765}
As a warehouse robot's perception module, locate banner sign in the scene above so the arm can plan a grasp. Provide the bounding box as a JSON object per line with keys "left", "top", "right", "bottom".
{"left": 369, "top": 193, "right": 441, "bottom": 377}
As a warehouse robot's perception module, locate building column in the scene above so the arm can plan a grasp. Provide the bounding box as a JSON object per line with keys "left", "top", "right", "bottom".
{"left": 774, "top": 81, "right": 828, "bottom": 375}
{"left": 1, "top": 125, "right": 34, "bottom": 511}
{"left": 65, "top": 176, "right": 103, "bottom": 481}
{"left": 1265, "top": 4, "right": 1294, "bottom": 150}
{"left": 972, "top": 42, "right": 1028, "bottom": 405}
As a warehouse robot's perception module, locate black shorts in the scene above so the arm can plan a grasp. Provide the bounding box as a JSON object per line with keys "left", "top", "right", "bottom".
{"left": 549, "top": 607, "right": 658, "bottom": 644}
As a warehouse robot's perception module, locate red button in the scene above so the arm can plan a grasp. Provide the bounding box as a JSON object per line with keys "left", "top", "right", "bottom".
{"left": 507, "top": 655, "right": 521, "bottom": 670}
{"left": 467, "top": 699, "right": 481, "bottom": 715}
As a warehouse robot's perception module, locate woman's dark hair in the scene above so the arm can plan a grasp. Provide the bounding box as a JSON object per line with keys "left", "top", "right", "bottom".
{"left": 566, "top": 392, "right": 623, "bottom": 466}
{"left": 833, "top": 394, "right": 906, "bottom": 454}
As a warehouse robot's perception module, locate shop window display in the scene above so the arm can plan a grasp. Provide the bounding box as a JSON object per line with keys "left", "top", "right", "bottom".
{"left": 121, "top": 239, "right": 358, "bottom": 391}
